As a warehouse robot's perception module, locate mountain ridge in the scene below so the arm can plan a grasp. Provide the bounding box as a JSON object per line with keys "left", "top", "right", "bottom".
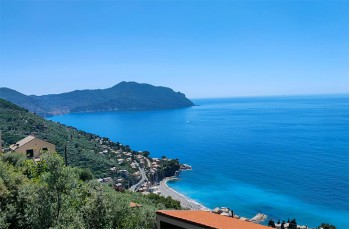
{"left": 0, "top": 81, "right": 194, "bottom": 116}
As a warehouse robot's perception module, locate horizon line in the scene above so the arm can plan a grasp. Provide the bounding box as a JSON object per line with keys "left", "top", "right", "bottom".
{"left": 189, "top": 92, "right": 349, "bottom": 100}
{"left": 1, "top": 84, "right": 348, "bottom": 99}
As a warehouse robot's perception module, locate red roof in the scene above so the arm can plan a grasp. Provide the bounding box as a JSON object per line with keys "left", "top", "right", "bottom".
{"left": 129, "top": 202, "right": 142, "bottom": 208}
{"left": 156, "top": 210, "right": 270, "bottom": 229}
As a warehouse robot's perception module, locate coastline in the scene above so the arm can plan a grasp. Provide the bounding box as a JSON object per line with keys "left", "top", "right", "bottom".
{"left": 47, "top": 96, "right": 349, "bottom": 229}
{"left": 156, "top": 178, "right": 268, "bottom": 224}
{"left": 156, "top": 177, "right": 210, "bottom": 211}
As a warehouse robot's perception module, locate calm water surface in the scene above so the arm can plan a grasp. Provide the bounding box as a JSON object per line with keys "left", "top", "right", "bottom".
{"left": 49, "top": 95, "right": 349, "bottom": 228}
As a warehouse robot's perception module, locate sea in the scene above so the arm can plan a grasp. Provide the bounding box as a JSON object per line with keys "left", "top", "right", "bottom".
{"left": 48, "top": 94, "right": 349, "bottom": 229}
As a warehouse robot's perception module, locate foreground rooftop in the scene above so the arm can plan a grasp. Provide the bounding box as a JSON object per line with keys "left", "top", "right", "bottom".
{"left": 156, "top": 210, "right": 270, "bottom": 229}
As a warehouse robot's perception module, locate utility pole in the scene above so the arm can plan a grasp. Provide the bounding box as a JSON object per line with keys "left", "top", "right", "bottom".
{"left": 0, "top": 131, "right": 2, "bottom": 154}
{"left": 64, "top": 145, "right": 68, "bottom": 166}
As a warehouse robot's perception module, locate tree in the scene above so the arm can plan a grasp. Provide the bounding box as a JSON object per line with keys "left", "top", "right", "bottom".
{"left": 142, "top": 151, "right": 150, "bottom": 157}
{"left": 267, "top": 219, "right": 276, "bottom": 228}
{"left": 281, "top": 220, "right": 286, "bottom": 229}
{"left": 289, "top": 218, "right": 297, "bottom": 229}
{"left": 319, "top": 223, "right": 337, "bottom": 229}
{"left": 0, "top": 150, "right": 181, "bottom": 228}
{"left": 82, "top": 190, "right": 110, "bottom": 228}
{"left": 40, "top": 152, "right": 80, "bottom": 223}
{"left": 77, "top": 168, "right": 94, "bottom": 181}
{"left": 2, "top": 152, "right": 26, "bottom": 167}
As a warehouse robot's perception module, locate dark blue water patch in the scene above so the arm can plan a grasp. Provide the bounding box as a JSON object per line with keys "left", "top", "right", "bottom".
{"left": 48, "top": 94, "right": 349, "bottom": 229}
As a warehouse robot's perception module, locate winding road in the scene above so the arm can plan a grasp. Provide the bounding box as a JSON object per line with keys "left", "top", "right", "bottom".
{"left": 129, "top": 161, "right": 148, "bottom": 192}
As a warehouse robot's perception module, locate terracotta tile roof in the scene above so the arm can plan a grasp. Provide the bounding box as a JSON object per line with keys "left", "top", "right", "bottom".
{"left": 129, "top": 202, "right": 142, "bottom": 208}
{"left": 156, "top": 210, "right": 270, "bottom": 229}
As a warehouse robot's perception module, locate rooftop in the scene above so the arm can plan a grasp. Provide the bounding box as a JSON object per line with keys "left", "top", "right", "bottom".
{"left": 156, "top": 210, "right": 270, "bottom": 229}
{"left": 129, "top": 202, "right": 142, "bottom": 208}
{"left": 10, "top": 135, "right": 36, "bottom": 151}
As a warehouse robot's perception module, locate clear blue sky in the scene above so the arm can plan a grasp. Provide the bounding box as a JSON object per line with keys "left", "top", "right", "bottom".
{"left": 0, "top": 0, "right": 348, "bottom": 98}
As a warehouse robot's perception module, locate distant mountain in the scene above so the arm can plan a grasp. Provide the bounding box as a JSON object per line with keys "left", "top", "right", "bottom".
{"left": 0, "top": 81, "right": 194, "bottom": 116}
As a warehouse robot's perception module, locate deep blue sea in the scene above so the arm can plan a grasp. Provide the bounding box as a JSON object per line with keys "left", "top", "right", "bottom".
{"left": 48, "top": 95, "right": 349, "bottom": 228}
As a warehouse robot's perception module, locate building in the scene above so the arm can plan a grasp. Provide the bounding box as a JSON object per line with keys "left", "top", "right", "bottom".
{"left": 115, "top": 183, "right": 124, "bottom": 191}
{"left": 156, "top": 210, "right": 270, "bottom": 229}
{"left": 129, "top": 202, "right": 142, "bottom": 208}
{"left": 9, "top": 135, "right": 55, "bottom": 158}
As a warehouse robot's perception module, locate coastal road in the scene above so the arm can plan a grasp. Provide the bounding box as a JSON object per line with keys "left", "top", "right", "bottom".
{"left": 129, "top": 161, "right": 148, "bottom": 192}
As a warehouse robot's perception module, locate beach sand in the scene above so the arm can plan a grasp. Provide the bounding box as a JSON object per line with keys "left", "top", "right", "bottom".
{"left": 156, "top": 177, "right": 210, "bottom": 211}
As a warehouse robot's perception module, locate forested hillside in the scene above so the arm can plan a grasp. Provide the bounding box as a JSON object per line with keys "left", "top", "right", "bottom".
{"left": 0, "top": 82, "right": 194, "bottom": 116}
{"left": 0, "top": 98, "right": 137, "bottom": 179}
{"left": 0, "top": 152, "right": 181, "bottom": 228}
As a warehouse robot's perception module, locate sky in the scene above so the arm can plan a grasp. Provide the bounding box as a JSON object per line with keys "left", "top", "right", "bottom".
{"left": 0, "top": 0, "right": 348, "bottom": 98}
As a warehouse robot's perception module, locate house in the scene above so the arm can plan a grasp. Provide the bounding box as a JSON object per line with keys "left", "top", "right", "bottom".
{"left": 156, "top": 210, "right": 271, "bottom": 229}
{"left": 102, "top": 177, "right": 113, "bottom": 183}
{"left": 153, "top": 158, "right": 160, "bottom": 163}
{"left": 117, "top": 159, "right": 124, "bottom": 164}
{"left": 115, "top": 183, "right": 124, "bottom": 191}
{"left": 118, "top": 169, "right": 129, "bottom": 177}
{"left": 9, "top": 135, "right": 55, "bottom": 158}
{"left": 110, "top": 167, "right": 117, "bottom": 172}
{"left": 130, "top": 162, "right": 137, "bottom": 169}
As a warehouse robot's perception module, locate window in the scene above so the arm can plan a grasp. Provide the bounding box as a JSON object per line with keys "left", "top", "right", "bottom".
{"left": 42, "top": 147, "right": 48, "bottom": 151}
{"left": 26, "top": 149, "right": 34, "bottom": 158}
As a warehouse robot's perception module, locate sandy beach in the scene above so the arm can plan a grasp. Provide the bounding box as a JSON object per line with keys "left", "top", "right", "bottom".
{"left": 156, "top": 177, "right": 210, "bottom": 211}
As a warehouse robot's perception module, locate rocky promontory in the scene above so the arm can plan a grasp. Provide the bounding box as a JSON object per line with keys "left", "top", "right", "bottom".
{"left": 0, "top": 81, "right": 194, "bottom": 116}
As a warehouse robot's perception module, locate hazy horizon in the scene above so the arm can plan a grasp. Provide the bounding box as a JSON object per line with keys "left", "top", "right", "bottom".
{"left": 0, "top": 0, "right": 348, "bottom": 98}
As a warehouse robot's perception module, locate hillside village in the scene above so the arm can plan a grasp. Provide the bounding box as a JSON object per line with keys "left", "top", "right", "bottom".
{"left": 1, "top": 132, "right": 181, "bottom": 194}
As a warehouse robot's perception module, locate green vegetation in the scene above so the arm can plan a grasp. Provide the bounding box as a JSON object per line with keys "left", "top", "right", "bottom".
{"left": 153, "top": 158, "right": 180, "bottom": 182}
{"left": 288, "top": 218, "right": 297, "bottom": 229}
{"left": 146, "top": 193, "right": 182, "bottom": 209}
{"left": 0, "top": 151, "right": 181, "bottom": 228}
{"left": 0, "top": 98, "right": 139, "bottom": 180}
{"left": 267, "top": 219, "right": 275, "bottom": 227}
{"left": 318, "top": 223, "right": 337, "bottom": 229}
{"left": 267, "top": 218, "right": 300, "bottom": 229}
{"left": 0, "top": 81, "right": 194, "bottom": 116}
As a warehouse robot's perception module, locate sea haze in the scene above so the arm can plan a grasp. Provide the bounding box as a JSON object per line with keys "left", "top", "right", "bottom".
{"left": 48, "top": 94, "right": 349, "bottom": 229}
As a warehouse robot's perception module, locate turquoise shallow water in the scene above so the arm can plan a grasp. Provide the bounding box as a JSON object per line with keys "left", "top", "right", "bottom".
{"left": 49, "top": 95, "right": 349, "bottom": 228}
